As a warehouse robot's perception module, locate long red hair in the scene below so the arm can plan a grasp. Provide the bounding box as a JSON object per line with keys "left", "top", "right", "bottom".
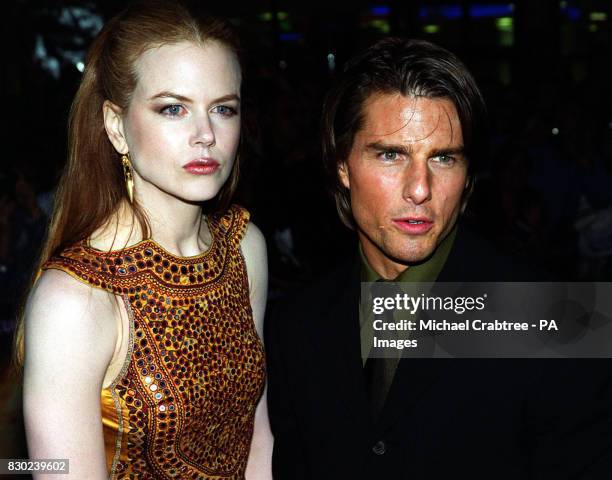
{"left": 13, "top": 0, "right": 242, "bottom": 369}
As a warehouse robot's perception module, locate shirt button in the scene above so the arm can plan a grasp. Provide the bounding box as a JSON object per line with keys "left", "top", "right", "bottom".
{"left": 372, "top": 440, "right": 386, "bottom": 455}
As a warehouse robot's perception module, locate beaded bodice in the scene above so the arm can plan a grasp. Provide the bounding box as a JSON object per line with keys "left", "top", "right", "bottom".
{"left": 41, "top": 205, "right": 265, "bottom": 479}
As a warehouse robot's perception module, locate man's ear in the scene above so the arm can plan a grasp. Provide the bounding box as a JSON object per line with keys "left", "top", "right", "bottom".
{"left": 103, "top": 100, "right": 129, "bottom": 154}
{"left": 338, "top": 162, "right": 350, "bottom": 189}
{"left": 461, "top": 174, "right": 474, "bottom": 213}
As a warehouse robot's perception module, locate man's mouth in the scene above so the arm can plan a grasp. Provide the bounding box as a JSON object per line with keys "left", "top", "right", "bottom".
{"left": 392, "top": 217, "right": 433, "bottom": 234}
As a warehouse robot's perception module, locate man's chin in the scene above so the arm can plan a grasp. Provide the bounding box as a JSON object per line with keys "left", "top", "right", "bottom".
{"left": 386, "top": 245, "right": 437, "bottom": 267}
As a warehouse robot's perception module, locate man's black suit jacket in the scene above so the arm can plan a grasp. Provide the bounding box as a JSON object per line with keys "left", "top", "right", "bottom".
{"left": 265, "top": 226, "right": 612, "bottom": 479}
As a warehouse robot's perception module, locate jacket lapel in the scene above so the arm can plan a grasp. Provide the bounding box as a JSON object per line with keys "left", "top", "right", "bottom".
{"left": 309, "top": 228, "right": 474, "bottom": 433}
{"left": 374, "top": 228, "right": 471, "bottom": 431}
{"left": 308, "top": 256, "right": 372, "bottom": 428}
{"left": 376, "top": 358, "right": 450, "bottom": 433}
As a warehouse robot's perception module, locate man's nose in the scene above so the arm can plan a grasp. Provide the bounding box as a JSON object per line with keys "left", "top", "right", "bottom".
{"left": 402, "top": 160, "right": 432, "bottom": 205}
{"left": 190, "top": 114, "right": 216, "bottom": 147}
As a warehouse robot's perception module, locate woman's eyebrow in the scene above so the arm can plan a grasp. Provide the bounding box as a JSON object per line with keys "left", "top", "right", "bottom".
{"left": 148, "top": 91, "right": 192, "bottom": 102}
{"left": 148, "top": 92, "right": 241, "bottom": 104}
{"left": 212, "top": 94, "right": 241, "bottom": 104}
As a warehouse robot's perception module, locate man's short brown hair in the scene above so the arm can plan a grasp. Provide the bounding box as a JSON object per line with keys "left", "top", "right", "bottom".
{"left": 321, "top": 38, "right": 487, "bottom": 229}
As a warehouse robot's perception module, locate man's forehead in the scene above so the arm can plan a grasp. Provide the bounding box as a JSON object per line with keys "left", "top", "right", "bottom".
{"left": 359, "top": 92, "right": 462, "bottom": 144}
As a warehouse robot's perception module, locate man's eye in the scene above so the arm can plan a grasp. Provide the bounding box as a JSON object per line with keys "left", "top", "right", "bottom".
{"left": 212, "top": 105, "right": 238, "bottom": 117}
{"left": 432, "top": 154, "right": 455, "bottom": 166}
{"left": 160, "top": 104, "right": 185, "bottom": 117}
{"left": 381, "top": 151, "right": 398, "bottom": 161}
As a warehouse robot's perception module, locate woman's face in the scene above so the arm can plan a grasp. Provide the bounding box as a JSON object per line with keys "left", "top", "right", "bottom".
{"left": 109, "top": 40, "right": 241, "bottom": 204}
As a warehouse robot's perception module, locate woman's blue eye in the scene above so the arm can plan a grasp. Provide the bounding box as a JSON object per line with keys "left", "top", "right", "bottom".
{"left": 213, "top": 105, "right": 237, "bottom": 116}
{"left": 161, "top": 104, "right": 185, "bottom": 116}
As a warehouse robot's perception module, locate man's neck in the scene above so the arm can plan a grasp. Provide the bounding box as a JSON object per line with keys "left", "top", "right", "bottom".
{"left": 359, "top": 225, "right": 459, "bottom": 282}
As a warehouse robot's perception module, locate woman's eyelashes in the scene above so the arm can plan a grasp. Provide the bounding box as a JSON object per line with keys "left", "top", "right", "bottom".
{"left": 211, "top": 105, "right": 238, "bottom": 117}
{"left": 159, "top": 104, "right": 187, "bottom": 117}
{"left": 157, "top": 104, "right": 238, "bottom": 118}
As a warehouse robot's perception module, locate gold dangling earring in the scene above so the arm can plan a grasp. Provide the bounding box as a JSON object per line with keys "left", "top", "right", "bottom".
{"left": 121, "top": 153, "right": 134, "bottom": 203}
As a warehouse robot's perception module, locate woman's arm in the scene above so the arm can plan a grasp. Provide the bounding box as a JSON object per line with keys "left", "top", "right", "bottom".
{"left": 241, "top": 222, "right": 273, "bottom": 480}
{"left": 23, "top": 269, "right": 117, "bottom": 479}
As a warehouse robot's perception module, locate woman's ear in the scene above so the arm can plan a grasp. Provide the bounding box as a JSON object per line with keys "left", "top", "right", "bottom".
{"left": 338, "top": 162, "right": 350, "bottom": 189}
{"left": 103, "top": 100, "right": 129, "bottom": 154}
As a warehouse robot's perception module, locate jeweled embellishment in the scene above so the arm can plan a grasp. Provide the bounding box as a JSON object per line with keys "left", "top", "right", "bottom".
{"left": 42, "top": 205, "right": 262, "bottom": 479}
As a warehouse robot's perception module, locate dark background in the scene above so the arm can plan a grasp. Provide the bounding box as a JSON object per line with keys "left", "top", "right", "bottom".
{"left": 1, "top": 0, "right": 611, "bottom": 468}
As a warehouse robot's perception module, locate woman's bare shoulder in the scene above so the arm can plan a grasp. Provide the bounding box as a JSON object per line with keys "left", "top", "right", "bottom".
{"left": 240, "top": 221, "right": 266, "bottom": 263}
{"left": 240, "top": 222, "right": 267, "bottom": 283}
{"left": 23, "top": 269, "right": 117, "bottom": 479}
{"left": 29, "top": 268, "right": 112, "bottom": 314}
{"left": 25, "top": 269, "right": 117, "bottom": 362}
{"left": 239, "top": 221, "right": 268, "bottom": 339}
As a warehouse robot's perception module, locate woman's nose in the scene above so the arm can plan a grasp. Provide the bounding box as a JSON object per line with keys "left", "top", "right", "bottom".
{"left": 190, "top": 114, "right": 215, "bottom": 147}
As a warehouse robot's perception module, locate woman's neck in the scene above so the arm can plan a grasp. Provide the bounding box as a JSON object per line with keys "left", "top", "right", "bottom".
{"left": 89, "top": 198, "right": 212, "bottom": 258}
{"left": 146, "top": 203, "right": 210, "bottom": 257}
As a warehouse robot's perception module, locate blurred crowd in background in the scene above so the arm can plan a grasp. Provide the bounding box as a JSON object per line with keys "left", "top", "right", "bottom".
{"left": 1, "top": 0, "right": 611, "bottom": 464}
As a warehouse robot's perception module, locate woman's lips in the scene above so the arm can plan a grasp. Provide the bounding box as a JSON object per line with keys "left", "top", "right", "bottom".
{"left": 392, "top": 218, "right": 433, "bottom": 234}
{"left": 183, "top": 158, "right": 220, "bottom": 175}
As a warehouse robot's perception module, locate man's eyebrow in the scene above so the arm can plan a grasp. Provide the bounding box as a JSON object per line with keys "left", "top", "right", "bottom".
{"left": 429, "top": 146, "right": 465, "bottom": 157}
{"left": 364, "top": 142, "right": 465, "bottom": 157}
{"left": 148, "top": 91, "right": 241, "bottom": 103}
{"left": 364, "top": 142, "right": 412, "bottom": 155}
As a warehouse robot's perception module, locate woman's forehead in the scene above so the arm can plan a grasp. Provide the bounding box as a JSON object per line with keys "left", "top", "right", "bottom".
{"left": 131, "top": 41, "right": 241, "bottom": 100}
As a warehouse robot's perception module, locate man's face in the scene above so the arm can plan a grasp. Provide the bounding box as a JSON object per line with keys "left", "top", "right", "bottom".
{"left": 339, "top": 93, "right": 467, "bottom": 279}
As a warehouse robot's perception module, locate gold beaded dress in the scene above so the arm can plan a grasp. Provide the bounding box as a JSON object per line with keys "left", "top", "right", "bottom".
{"left": 41, "top": 205, "right": 266, "bottom": 479}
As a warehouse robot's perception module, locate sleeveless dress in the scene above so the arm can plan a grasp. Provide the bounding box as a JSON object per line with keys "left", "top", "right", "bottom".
{"left": 41, "top": 205, "right": 266, "bottom": 479}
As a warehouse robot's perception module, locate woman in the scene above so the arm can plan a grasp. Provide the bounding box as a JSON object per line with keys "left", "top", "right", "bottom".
{"left": 16, "top": 1, "right": 272, "bottom": 478}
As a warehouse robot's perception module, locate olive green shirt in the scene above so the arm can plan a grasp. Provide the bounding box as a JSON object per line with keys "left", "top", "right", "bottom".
{"left": 359, "top": 225, "right": 458, "bottom": 365}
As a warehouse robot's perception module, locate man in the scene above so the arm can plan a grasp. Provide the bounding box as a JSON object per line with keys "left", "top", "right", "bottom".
{"left": 266, "top": 38, "right": 611, "bottom": 479}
